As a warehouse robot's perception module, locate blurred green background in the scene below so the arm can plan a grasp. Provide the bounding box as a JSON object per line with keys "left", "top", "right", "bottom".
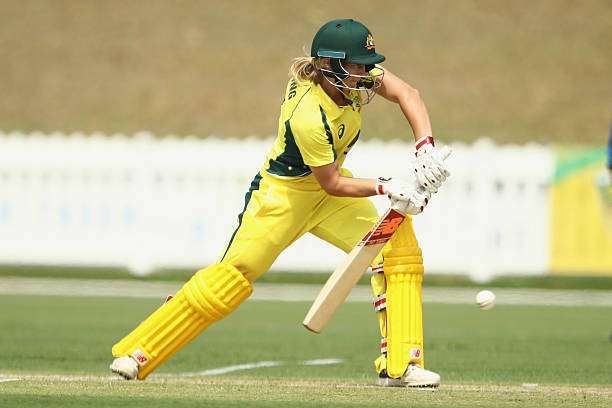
{"left": 0, "top": 0, "right": 610, "bottom": 144}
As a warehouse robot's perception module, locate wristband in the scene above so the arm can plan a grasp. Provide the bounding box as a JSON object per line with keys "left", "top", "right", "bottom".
{"left": 415, "top": 135, "right": 435, "bottom": 152}
{"left": 376, "top": 177, "right": 390, "bottom": 195}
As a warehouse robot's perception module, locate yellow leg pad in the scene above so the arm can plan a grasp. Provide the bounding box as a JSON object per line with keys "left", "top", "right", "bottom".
{"left": 383, "top": 219, "right": 425, "bottom": 379}
{"left": 111, "top": 263, "right": 252, "bottom": 379}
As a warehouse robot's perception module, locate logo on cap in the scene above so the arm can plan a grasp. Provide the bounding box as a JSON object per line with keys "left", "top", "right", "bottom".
{"left": 365, "top": 34, "right": 375, "bottom": 50}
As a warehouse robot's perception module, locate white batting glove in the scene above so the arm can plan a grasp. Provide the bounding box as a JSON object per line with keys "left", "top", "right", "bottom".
{"left": 414, "top": 136, "right": 451, "bottom": 194}
{"left": 376, "top": 177, "right": 431, "bottom": 215}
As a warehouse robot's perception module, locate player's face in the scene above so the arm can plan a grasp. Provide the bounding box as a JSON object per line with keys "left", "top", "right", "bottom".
{"left": 342, "top": 63, "right": 367, "bottom": 87}
{"left": 318, "top": 58, "right": 383, "bottom": 104}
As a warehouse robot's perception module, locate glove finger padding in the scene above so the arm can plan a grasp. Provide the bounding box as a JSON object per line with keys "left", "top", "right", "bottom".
{"left": 411, "top": 189, "right": 430, "bottom": 213}
{"left": 378, "top": 178, "right": 432, "bottom": 215}
{"left": 390, "top": 189, "right": 430, "bottom": 215}
{"left": 414, "top": 137, "right": 452, "bottom": 192}
{"left": 424, "top": 168, "right": 442, "bottom": 189}
{"left": 429, "top": 165, "right": 446, "bottom": 183}
{"left": 415, "top": 169, "right": 440, "bottom": 194}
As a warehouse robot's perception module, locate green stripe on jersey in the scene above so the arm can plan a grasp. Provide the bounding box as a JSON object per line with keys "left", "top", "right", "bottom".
{"left": 221, "top": 173, "right": 263, "bottom": 261}
{"left": 344, "top": 129, "right": 360, "bottom": 155}
{"left": 267, "top": 120, "right": 311, "bottom": 177}
{"left": 319, "top": 106, "right": 337, "bottom": 161}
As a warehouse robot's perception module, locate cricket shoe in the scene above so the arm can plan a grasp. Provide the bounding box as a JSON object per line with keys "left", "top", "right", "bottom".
{"left": 110, "top": 356, "right": 139, "bottom": 380}
{"left": 402, "top": 363, "right": 440, "bottom": 388}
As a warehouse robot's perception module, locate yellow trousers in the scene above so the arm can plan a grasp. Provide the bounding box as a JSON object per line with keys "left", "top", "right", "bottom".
{"left": 221, "top": 170, "right": 379, "bottom": 282}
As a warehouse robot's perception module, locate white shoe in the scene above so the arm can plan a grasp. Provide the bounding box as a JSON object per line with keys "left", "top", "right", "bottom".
{"left": 402, "top": 364, "right": 440, "bottom": 388}
{"left": 110, "top": 356, "right": 139, "bottom": 380}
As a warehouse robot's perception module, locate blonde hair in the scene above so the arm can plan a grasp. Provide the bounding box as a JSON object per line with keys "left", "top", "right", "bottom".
{"left": 289, "top": 56, "right": 323, "bottom": 84}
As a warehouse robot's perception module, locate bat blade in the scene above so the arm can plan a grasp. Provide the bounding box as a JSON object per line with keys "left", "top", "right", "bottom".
{"left": 303, "top": 208, "right": 405, "bottom": 333}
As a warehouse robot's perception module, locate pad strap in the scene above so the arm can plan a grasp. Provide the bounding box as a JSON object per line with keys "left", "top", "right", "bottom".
{"left": 380, "top": 337, "right": 387, "bottom": 354}
{"left": 373, "top": 293, "right": 387, "bottom": 311}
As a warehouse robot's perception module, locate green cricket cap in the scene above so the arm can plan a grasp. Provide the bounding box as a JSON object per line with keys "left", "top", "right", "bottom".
{"left": 311, "top": 19, "right": 385, "bottom": 65}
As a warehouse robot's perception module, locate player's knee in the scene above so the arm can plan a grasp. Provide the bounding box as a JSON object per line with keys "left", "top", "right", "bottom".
{"left": 233, "top": 263, "right": 263, "bottom": 284}
{"left": 220, "top": 251, "right": 269, "bottom": 283}
{"left": 183, "top": 263, "right": 253, "bottom": 321}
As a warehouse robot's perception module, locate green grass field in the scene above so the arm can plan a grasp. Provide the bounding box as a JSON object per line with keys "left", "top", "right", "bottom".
{"left": 1, "top": 293, "right": 610, "bottom": 407}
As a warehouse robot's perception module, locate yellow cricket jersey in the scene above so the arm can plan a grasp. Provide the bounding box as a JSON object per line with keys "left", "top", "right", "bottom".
{"left": 261, "top": 78, "right": 363, "bottom": 185}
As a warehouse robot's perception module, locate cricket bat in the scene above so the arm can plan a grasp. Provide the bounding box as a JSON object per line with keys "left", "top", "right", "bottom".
{"left": 302, "top": 206, "right": 406, "bottom": 333}
{"left": 303, "top": 147, "right": 451, "bottom": 333}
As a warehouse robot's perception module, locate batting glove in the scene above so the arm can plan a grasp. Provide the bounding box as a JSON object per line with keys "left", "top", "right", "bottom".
{"left": 414, "top": 136, "right": 451, "bottom": 194}
{"left": 376, "top": 177, "right": 431, "bottom": 215}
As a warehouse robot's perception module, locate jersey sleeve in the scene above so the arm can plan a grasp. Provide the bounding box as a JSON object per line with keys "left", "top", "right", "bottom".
{"left": 290, "top": 112, "right": 336, "bottom": 167}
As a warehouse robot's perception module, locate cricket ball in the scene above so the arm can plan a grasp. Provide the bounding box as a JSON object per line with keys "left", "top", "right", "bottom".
{"left": 476, "top": 290, "right": 496, "bottom": 310}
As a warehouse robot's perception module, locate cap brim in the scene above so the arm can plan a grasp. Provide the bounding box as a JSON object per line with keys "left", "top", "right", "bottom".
{"left": 349, "top": 53, "right": 385, "bottom": 65}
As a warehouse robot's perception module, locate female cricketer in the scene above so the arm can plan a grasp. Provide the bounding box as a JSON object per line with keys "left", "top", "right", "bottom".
{"left": 110, "top": 18, "right": 450, "bottom": 388}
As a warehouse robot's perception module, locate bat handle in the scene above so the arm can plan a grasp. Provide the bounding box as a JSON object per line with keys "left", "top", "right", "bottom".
{"left": 438, "top": 145, "right": 452, "bottom": 160}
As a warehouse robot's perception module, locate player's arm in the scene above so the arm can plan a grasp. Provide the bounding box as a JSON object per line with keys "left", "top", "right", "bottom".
{"left": 310, "top": 163, "right": 430, "bottom": 214}
{"left": 375, "top": 67, "right": 451, "bottom": 193}
{"left": 310, "top": 163, "right": 376, "bottom": 197}
{"left": 375, "top": 68, "right": 432, "bottom": 142}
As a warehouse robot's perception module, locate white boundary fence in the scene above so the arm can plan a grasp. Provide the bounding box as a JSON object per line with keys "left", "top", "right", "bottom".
{"left": 0, "top": 132, "right": 553, "bottom": 281}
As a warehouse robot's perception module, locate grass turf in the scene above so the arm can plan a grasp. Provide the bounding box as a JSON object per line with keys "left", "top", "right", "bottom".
{"left": 2, "top": 380, "right": 610, "bottom": 408}
{"left": 0, "top": 294, "right": 611, "bottom": 406}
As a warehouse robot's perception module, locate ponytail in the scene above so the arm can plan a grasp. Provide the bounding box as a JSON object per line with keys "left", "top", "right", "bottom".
{"left": 289, "top": 56, "right": 322, "bottom": 84}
